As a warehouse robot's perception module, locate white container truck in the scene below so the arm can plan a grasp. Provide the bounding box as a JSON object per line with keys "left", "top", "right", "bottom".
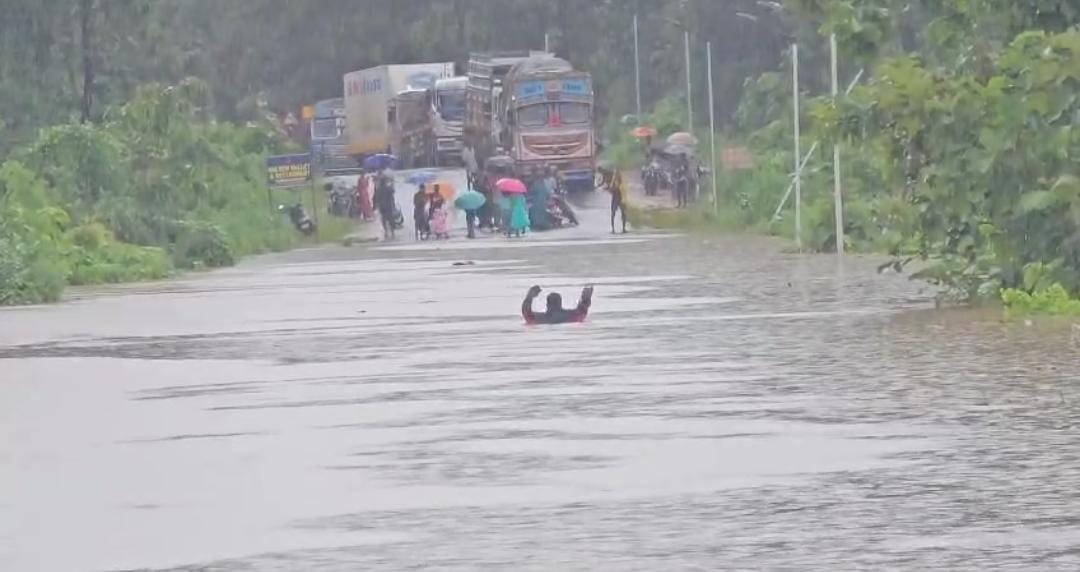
{"left": 430, "top": 76, "right": 468, "bottom": 165}
{"left": 343, "top": 63, "right": 454, "bottom": 166}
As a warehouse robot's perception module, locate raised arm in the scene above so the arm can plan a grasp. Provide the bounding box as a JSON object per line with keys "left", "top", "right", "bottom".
{"left": 522, "top": 285, "right": 542, "bottom": 324}
{"left": 571, "top": 286, "right": 594, "bottom": 322}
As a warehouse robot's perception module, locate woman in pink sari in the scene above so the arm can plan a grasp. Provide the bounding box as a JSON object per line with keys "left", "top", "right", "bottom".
{"left": 356, "top": 174, "right": 374, "bottom": 221}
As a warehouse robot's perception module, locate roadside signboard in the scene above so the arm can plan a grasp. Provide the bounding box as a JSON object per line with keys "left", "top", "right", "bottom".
{"left": 266, "top": 153, "right": 312, "bottom": 188}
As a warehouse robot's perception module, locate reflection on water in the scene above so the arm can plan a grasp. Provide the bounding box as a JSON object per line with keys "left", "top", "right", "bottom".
{"left": 2, "top": 196, "right": 1079, "bottom": 571}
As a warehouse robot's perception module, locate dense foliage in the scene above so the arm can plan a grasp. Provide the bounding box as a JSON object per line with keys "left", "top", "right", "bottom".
{"left": 1, "top": 0, "right": 1077, "bottom": 308}
{"left": 699, "top": 1, "right": 1080, "bottom": 307}
{"left": 0, "top": 79, "right": 298, "bottom": 304}
{"left": 0, "top": 0, "right": 794, "bottom": 146}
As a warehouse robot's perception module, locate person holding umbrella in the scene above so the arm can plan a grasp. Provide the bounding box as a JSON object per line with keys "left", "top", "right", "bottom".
{"left": 429, "top": 193, "right": 451, "bottom": 240}
{"left": 454, "top": 187, "right": 487, "bottom": 239}
{"left": 496, "top": 177, "right": 530, "bottom": 237}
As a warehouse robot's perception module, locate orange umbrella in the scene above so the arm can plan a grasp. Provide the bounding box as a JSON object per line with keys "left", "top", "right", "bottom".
{"left": 630, "top": 126, "right": 658, "bottom": 139}
{"left": 427, "top": 181, "right": 456, "bottom": 202}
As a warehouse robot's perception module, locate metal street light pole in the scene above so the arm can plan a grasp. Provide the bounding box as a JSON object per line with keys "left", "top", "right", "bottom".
{"left": 792, "top": 43, "right": 802, "bottom": 252}
{"left": 707, "top": 41, "right": 717, "bottom": 213}
{"left": 684, "top": 29, "right": 692, "bottom": 129}
{"left": 830, "top": 33, "right": 845, "bottom": 256}
{"left": 634, "top": 14, "right": 642, "bottom": 119}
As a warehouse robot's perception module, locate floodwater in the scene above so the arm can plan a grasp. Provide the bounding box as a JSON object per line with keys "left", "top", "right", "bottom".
{"left": 2, "top": 168, "right": 1079, "bottom": 571}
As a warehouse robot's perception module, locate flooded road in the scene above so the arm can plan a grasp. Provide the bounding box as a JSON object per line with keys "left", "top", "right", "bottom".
{"left": 2, "top": 170, "right": 1079, "bottom": 571}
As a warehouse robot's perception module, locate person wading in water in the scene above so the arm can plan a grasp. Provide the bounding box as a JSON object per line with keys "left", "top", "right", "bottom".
{"left": 521, "top": 285, "right": 594, "bottom": 325}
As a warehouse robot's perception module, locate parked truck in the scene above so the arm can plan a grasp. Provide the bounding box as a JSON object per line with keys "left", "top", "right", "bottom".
{"left": 343, "top": 63, "right": 454, "bottom": 168}
{"left": 430, "top": 76, "right": 467, "bottom": 165}
{"left": 464, "top": 51, "right": 549, "bottom": 163}
{"left": 465, "top": 52, "right": 595, "bottom": 191}
{"left": 498, "top": 56, "right": 596, "bottom": 192}
{"left": 309, "top": 98, "right": 356, "bottom": 175}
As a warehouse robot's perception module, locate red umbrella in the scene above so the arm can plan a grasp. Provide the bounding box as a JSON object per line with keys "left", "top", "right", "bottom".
{"left": 496, "top": 177, "right": 528, "bottom": 195}
{"left": 630, "top": 126, "right": 658, "bottom": 139}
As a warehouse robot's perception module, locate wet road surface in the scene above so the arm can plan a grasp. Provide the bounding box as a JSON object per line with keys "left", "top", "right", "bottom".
{"left": 2, "top": 168, "right": 1080, "bottom": 571}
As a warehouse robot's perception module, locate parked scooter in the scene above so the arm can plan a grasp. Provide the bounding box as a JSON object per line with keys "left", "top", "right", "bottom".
{"left": 325, "top": 181, "right": 354, "bottom": 217}
{"left": 279, "top": 203, "right": 316, "bottom": 236}
{"left": 549, "top": 195, "right": 579, "bottom": 227}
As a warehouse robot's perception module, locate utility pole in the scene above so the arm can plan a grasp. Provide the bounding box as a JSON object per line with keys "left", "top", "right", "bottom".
{"left": 633, "top": 14, "right": 642, "bottom": 119}
{"left": 707, "top": 42, "right": 717, "bottom": 213}
{"left": 792, "top": 43, "right": 802, "bottom": 251}
{"left": 831, "top": 33, "right": 845, "bottom": 256}
{"left": 684, "top": 29, "right": 692, "bottom": 129}
{"left": 80, "top": 0, "right": 95, "bottom": 123}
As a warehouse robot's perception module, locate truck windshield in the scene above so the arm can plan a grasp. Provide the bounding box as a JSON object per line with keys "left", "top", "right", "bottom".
{"left": 437, "top": 90, "right": 466, "bottom": 121}
{"left": 558, "top": 102, "right": 590, "bottom": 124}
{"left": 312, "top": 118, "right": 339, "bottom": 139}
{"left": 518, "top": 104, "right": 548, "bottom": 127}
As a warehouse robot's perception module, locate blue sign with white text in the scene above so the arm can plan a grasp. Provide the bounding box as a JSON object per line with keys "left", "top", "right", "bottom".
{"left": 518, "top": 81, "right": 545, "bottom": 99}
{"left": 561, "top": 79, "right": 589, "bottom": 94}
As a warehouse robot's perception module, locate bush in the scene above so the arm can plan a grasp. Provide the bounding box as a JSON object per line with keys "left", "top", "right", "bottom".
{"left": 1002, "top": 284, "right": 1080, "bottom": 316}
{"left": 64, "top": 223, "right": 171, "bottom": 285}
{"left": 172, "top": 221, "right": 235, "bottom": 269}
{"left": 0, "top": 235, "right": 65, "bottom": 305}
{"left": 0, "top": 78, "right": 332, "bottom": 305}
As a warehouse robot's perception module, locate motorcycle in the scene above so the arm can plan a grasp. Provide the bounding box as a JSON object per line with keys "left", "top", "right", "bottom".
{"left": 325, "top": 181, "right": 354, "bottom": 217}
{"left": 279, "top": 203, "right": 316, "bottom": 236}
{"left": 548, "top": 195, "right": 579, "bottom": 227}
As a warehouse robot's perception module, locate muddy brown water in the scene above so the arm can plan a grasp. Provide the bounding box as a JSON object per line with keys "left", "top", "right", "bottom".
{"left": 2, "top": 169, "right": 1079, "bottom": 571}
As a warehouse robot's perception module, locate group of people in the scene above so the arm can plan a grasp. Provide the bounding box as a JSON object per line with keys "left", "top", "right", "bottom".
{"left": 641, "top": 151, "right": 703, "bottom": 209}
{"left": 464, "top": 165, "right": 578, "bottom": 239}
{"left": 324, "top": 170, "right": 395, "bottom": 236}
{"left": 412, "top": 184, "right": 452, "bottom": 241}
{"left": 357, "top": 170, "right": 400, "bottom": 240}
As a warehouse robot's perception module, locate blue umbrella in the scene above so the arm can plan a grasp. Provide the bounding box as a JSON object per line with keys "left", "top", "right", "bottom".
{"left": 454, "top": 190, "right": 486, "bottom": 211}
{"left": 362, "top": 153, "right": 397, "bottom": 171}
{"left": 405, "top": 170, "right": 438, "bottom": 186}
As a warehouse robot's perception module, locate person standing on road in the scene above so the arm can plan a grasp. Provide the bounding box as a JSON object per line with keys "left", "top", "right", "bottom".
{"left": 527, "top": 172, "right": 553, "bottom": 231}
{"left": 508, "top": 189, "right": 529, "bottom": 237}
{"left": 429, "top": 194, "right": 451, "bottom": 240}
{"left": 462, "top": 144, "right": 479, "bottom": 182}
{"left": 374, "top": 171, "right": 397, "bottom": 240}
{"left": 356, "top": 172, "right": 374, "bottom": 221}
{"left": 674, "top": 154, "right": 690, "bottom": 209}
{"left": 413, "top": 184, "right": 431, "bottom": 240}
{"left": 606, "top": 169, "right": 628, "bottom": 234}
